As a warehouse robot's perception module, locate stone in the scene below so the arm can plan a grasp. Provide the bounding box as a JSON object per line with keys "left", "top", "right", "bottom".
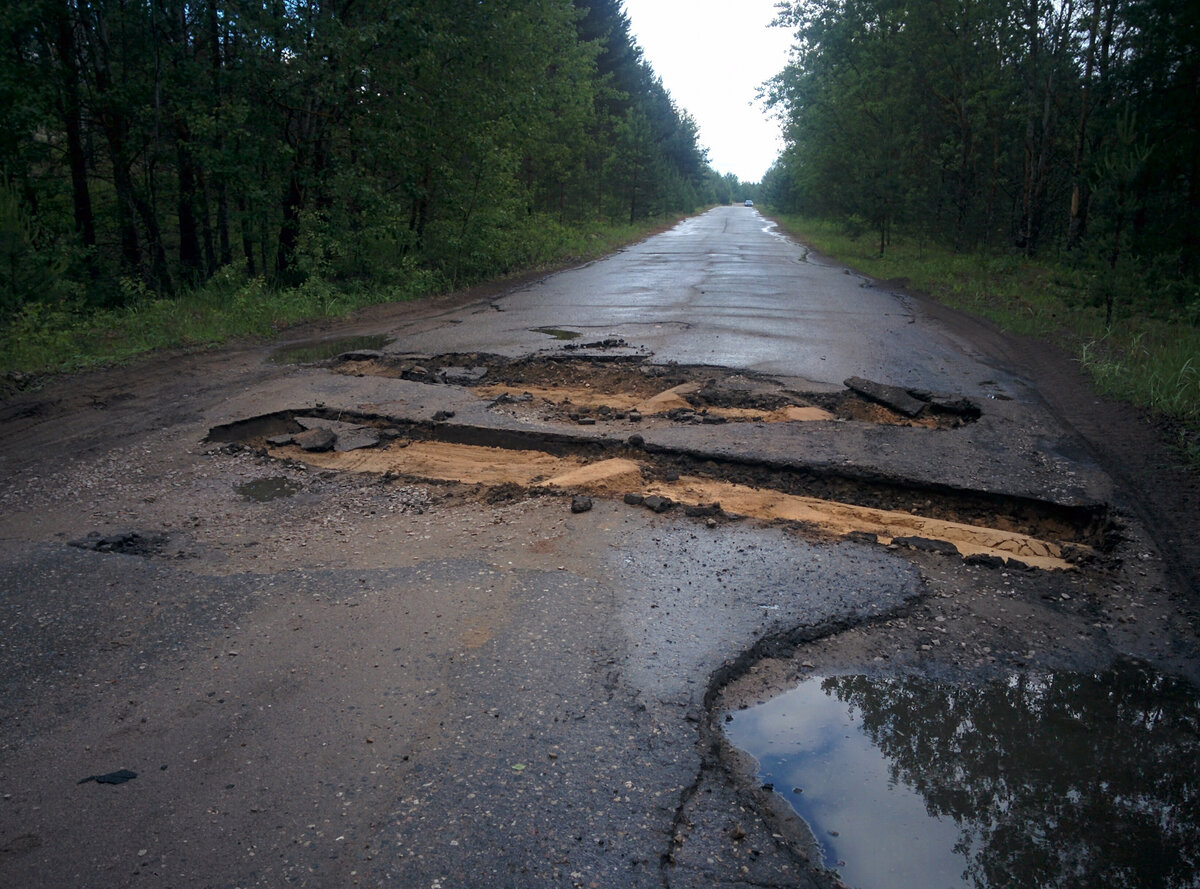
{"left": 964, "top": 553, "right": 1006, "bottom": 569}
{"left": 570, "top": 496, "right": 593, "bottom": 514}
{"left": 893, "top": 535, "right": 959, "bottom": 556}
{"left": 334, "top": 427, "right": 381, "bottom": 452}
{"left": 294, "top": 427, "right": 336, "bottom": 452}
{"left": 844, "top": 376, "right": 928, "bottom": 418}
{"left": 643, "top": 495, "right": 674, "bottom": 513}
{"left": 438, "top": 366, "right": 488, "bottom": 385}
{"left": 623, "top": 492, "right": 645, "bottom": 506}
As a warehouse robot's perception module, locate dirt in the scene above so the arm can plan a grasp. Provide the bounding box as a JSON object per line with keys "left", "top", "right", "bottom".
{"left": 333, "top": 352, "right": 961, "bottom": 428}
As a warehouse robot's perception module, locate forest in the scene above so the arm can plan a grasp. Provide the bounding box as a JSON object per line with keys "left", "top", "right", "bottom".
{"left": 761, "top": 0, "right": 1199, "bottom": 327}
{"left": 0, "top": 0, "right": 746, "bottom": 333}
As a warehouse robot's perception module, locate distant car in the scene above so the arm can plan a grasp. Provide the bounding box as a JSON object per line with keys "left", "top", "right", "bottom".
{"left": 744, "top": 199, "right": 754, "bottom": 207}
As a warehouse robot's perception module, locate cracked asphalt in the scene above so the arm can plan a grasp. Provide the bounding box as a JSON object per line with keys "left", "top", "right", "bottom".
{"left": 1, "top": 206, "right": 1196, "bottom": 888}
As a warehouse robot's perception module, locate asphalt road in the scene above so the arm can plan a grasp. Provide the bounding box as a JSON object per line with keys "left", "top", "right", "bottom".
{"left": 0, "top": 206, "right": 1193, "bottom": 889}
{"left": 391, "top": 208, "right": 1010, "bottom": 395}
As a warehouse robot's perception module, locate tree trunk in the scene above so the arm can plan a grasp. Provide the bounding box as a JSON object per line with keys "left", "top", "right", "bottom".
{"left": 54, "top": 3, "right": 95, "bottom": 251}
{"left": 176, "top": 129, "right": 204, "bottom": 282}
{"left": 274, "top": 168, "right": 304, "bottom": 282}
{"left": 1067, "top": 0, "right": 1102, "bottom": 251}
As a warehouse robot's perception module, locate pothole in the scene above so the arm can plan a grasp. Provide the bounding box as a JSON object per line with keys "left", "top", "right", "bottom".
{"left": 722, "top": 660, "right": 1200, "bottom": 889}
{"left": 69, "top": 531, "right": 171, "bottom": 557}
{"left": 207, "top": 411, "right": 1108, "bottom": 571}
{"left": 235, "top": 476, "right": 302, "bottom": 502}
{"left": 269, "top": 334, "right": 391, "bottom": 365}
{"left": 329, "top": 353, "right": 981, "bottom": 429}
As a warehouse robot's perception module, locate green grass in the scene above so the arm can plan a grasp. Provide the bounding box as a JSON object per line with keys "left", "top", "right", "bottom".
{"left": 0, "top": 213, "right": 685, "bottom": 385}
{"left": 773, "top": 214, "right": 1200, "bottom": 462}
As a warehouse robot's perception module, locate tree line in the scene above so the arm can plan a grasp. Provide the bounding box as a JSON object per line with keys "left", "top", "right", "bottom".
{"left": 1, "top": 0, "right": 743, "bottom": 317}
{"left": 762, "top": 0, "right": 1199, "bottom": 320}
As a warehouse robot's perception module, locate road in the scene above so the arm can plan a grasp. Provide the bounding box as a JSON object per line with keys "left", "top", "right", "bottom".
{"left": 1, "top": 206, "right": 1196, "bottom": 888}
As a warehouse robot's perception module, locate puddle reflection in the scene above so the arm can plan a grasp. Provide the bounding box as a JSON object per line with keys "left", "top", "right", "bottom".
{"left": 269, "top": 334, "right": 389, "bottom": 364}
{"left": 724, "top": 660, "right": 1200, "bottom": 889}
{"left": 236, "top": 476, "right": 301, "bottom": 502}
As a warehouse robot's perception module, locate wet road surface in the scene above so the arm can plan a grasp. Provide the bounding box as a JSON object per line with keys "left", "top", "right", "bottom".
{"left": 392, "top": 209, "right": 1011, "bottom": 395}
{"left": 0, "top": 206, "right": 1194, "bottom": 888}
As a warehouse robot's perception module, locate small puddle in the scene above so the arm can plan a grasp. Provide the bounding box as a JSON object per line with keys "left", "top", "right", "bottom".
{"left": 236, "top": 476, "right": 301, "bottom": 502}
{"left": 531, "top": 327, "right": 582, "bottom": 340}
{"left": 723, "top": 660, "right": 1200, "bottom": 889}
{"left": 270, "top": 334, "right": 390, "bottom": 364}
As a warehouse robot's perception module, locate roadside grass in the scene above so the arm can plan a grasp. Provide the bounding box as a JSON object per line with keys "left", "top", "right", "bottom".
{"left": 0, "top": 214, "right": 684, "bottom": 384}
{"left": 773, "top": 214, "right": 1200, "bottom": 464}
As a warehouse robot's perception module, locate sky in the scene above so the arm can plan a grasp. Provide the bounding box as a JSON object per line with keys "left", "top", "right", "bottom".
{"left": 621, "top": 0, "right": 796, "bottom": 183}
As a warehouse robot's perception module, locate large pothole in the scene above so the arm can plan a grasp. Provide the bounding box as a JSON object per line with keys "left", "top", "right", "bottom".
{"left": 208, "top": 408, "right": 1108, "bottom": 572}
{"left": 327, "top": 352, "right": 982, "bottom": 429}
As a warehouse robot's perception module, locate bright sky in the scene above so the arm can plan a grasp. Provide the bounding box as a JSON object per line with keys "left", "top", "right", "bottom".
{"left": 621, "top": 0, "right": 796, "bottom": 183}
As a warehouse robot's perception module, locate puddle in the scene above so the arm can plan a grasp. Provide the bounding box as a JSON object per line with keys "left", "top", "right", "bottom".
{"left": 269, "top": 334, "right": 389, "bottom": 364}
{"left": 723, "top": 660, "right": 1200, "bottom": 889}
{"left": 236, "top": 476, "right": 301, "bottom": 502}
{"left": 531, "top": 327, "right": 582, "bottom": 340}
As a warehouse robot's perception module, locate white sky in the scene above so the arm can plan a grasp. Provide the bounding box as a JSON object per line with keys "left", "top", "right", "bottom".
{"left": 621, "top": 0, "right": 796, "bottom": 183}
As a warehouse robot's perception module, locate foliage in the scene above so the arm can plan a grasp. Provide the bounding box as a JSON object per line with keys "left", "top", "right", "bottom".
{"left": 764, "top": 0, "right": 1200, "bottom": 279}
{"left": 0, "top": 0, "right": 731, "bottom": 336}
{"left": 0, "top": 212, "right": 678, "bottom": 381}
{"left": 763, "top": 1, "right": 1198, "bottom": 452}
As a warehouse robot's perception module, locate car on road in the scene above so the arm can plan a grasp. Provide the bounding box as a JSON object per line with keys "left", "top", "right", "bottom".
{"left": 744, "top": 199, "right": 754, "bottom": 207}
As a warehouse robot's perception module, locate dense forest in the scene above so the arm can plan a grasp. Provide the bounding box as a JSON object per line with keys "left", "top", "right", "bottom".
{"left": 0, "top": 0, "right": 745, "bottom": 320}
{"left": 762, "top": 0, "right": 1200, "bottom": 322}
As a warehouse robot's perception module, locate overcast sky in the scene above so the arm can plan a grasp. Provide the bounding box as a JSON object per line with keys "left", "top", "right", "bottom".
{"left": 621, "top": 0, "right": 796, "bottom": 183}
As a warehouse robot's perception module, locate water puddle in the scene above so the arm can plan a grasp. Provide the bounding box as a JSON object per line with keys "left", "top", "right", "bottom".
{"left": 236, "top": 476, "right": 301, "bottom": 502}
{"left": 269, "top": 334, "right": 389, "bottom": 364}
{"left": 531, "top": 327, "right": 582, "bottom": 340}
{"left": 723, "top": 660, "right": 1200, "bottom": 889}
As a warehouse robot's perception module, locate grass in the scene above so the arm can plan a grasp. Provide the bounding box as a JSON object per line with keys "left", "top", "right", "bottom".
{"left": 0, "top": 213, "right": 686, "bottom": 385}
{"left": 773, "top": 214, "right": 1200, "bottom": 463}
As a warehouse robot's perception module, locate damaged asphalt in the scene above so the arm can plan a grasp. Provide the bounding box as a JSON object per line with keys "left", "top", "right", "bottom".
{"left": 1, "top": 206, "right": 1197, "bottom": 888}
